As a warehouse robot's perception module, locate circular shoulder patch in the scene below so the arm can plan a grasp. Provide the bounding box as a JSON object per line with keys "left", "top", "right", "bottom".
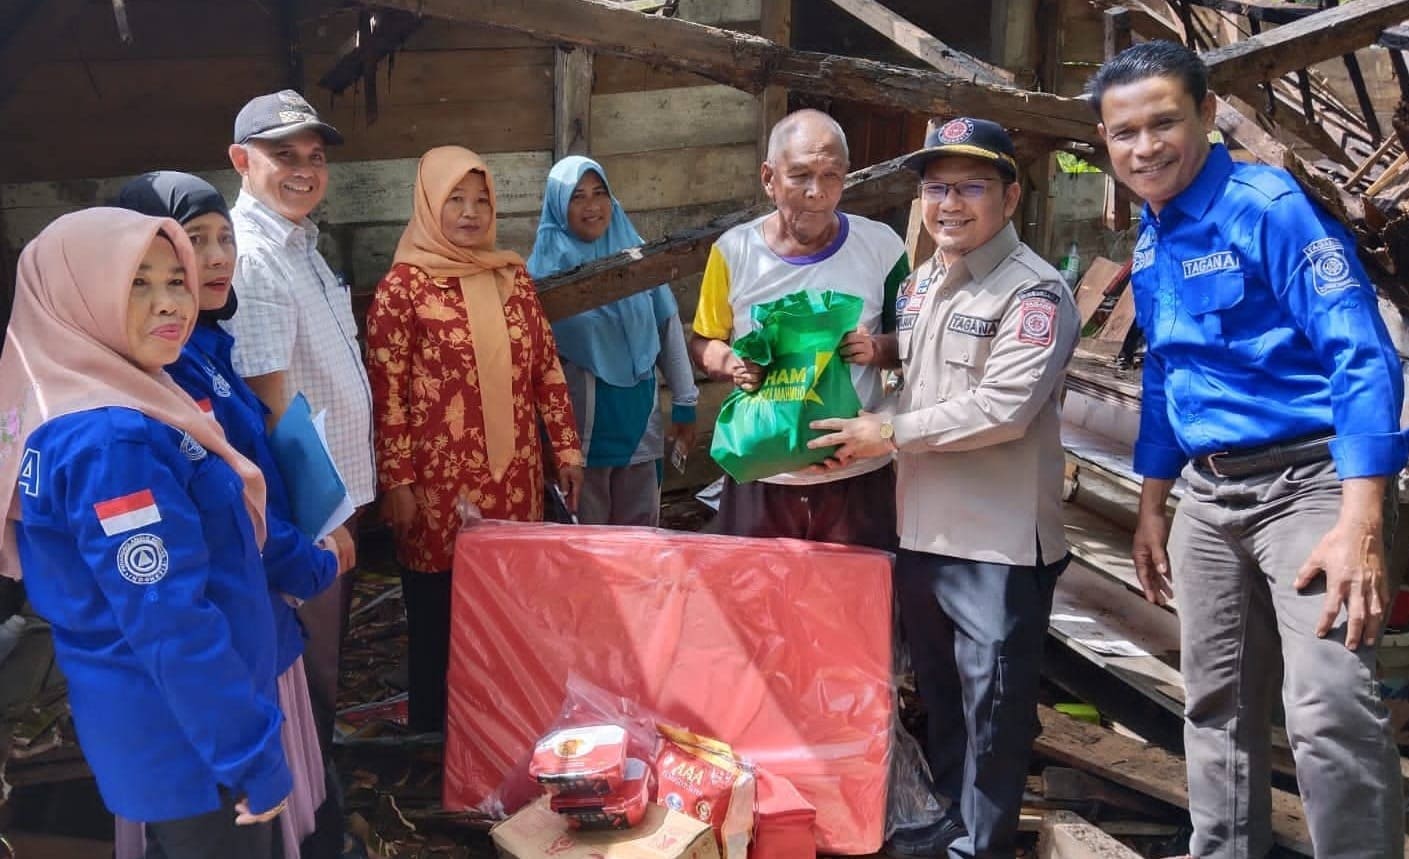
{"left": 939, "top": 118, "right": 974, "bottom": 144}
{"left": 180, "top": 432, "right": 207, "bottom": 461}
{"left": 117, "top": 533, "right": 170, "bottom": 585}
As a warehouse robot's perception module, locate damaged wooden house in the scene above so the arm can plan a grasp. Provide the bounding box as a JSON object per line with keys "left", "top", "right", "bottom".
{"left": 7, "top": 0, "right": 1409, "bottom": 856}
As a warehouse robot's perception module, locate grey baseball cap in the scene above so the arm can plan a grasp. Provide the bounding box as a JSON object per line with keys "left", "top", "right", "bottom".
{"left": 233, "top": 89, "right": 344, "bottom": 145}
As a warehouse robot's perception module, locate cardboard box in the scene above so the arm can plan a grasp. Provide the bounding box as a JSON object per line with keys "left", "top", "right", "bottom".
{"left": 493, "top": 796, "right": 722, "bottom": 859}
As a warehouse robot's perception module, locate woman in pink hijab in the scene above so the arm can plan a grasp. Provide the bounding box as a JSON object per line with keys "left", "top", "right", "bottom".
{"left": 0, "top": 209, "right": 290, "bottom": 859}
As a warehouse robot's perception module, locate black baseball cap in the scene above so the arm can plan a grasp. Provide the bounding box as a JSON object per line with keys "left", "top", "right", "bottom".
{"left": 903, "top": 117, "right": 1017, "bottom": 181}
{"left": 233, "top": 89, "right": 344, "bottom": 146}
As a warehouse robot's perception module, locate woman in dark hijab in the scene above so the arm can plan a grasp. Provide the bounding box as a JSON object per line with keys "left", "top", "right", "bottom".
{"left": 115, "top": 172, "right": 352, "bottom": 859}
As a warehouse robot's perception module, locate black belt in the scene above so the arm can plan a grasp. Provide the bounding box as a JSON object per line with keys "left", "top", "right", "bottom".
{"left": 1193, "top": 433, "right": 1334, "bottom": 479}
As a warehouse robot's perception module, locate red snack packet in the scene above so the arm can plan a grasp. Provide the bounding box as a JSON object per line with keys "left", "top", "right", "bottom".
{"left": 529, "top": 725, "right": 628, "bottom": 797}
{"left": 654, "top": 725, "right": 755, "bottom": 859}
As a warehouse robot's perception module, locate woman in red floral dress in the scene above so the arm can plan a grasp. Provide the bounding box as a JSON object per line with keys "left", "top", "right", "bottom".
{"left": 367, "top": 145, "right": 584, "bottom": 732}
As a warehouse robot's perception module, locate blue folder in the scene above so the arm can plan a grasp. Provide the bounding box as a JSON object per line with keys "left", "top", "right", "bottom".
{"left": 268, "top": 392, "right": 351, "bottom": 540}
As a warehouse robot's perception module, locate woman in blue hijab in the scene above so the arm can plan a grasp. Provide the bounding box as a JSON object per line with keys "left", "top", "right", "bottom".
{"left": 527, "top": 157, "right": 698, "bottom": 525}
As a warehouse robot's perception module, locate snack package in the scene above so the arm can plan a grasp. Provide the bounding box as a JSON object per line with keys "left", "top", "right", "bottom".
{"left": 655, "top": 726, "right": 755, "bottom": 859}
{"left": 553, "top": 758, "right": 653, "bottom": 831}
{"left": 529, "top": 724, "right": 628, "bottom": 797}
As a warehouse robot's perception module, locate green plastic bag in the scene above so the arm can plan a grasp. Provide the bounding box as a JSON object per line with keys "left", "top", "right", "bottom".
{"left": 710, "top": 289, "right": 864, "bottom": 483}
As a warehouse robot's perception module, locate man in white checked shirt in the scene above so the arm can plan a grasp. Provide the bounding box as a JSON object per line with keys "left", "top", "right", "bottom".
{"left": 223, "top": 91, "right": 375, "bottom": 765}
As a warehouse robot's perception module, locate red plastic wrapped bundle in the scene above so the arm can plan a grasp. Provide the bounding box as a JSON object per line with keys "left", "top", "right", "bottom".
{"left": 443, "top": 523, "right": 894, "bottom": 854}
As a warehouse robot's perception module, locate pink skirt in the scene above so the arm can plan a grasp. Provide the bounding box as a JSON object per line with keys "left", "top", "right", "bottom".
{"left": 114, "top": 657, "right": 328, "bottom": 857}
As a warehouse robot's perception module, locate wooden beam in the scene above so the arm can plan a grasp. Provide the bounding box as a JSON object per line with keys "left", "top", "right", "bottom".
{"left": 1035, "top": 706, "right": 1314, "bottom": 854}
{"left": 535, "top": 154, "right": 918, "bottom": 321}
{"left": 1041, "top": 767, "right": 1176, "bottom": 818}
{"left": 756, "top": 0, "right": 790, "bottom": 200}
{"left": 991, "top": 0, "right": 1041, "bottom": 86}
{"left": 316, "top": 7, "right": 422, "bottom": 96}
{"left": 1038, "top": 809, "right": 1143, "bottom": 859}
{"left": 1104, "top": 7, "right": 1134, "bottom": 231}
{"left": 1225, "top": 82, "right": 1357, "bottom": 170}
{"left": 377, "top": 0, "right": 1101, "bottom": 144}
{"left": 825, "top": 0, "right": 1015, "bottom": 86}
{"left": 1090, "top": 0, "right": 1184, "bottom": 43}
{"left": 277, "top": 0, "right": 306, "bottom": 93}
{"left": 553, "top": 46, "right": 594, "bottom": 159}
{"left": 1341, "top": 49, "right": 1385, "bottom": 143}
{"left": 1202, "top": 0, "right": 1409, "bottom": 91}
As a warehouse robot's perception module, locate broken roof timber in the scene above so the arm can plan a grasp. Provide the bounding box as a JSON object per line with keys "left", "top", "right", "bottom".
{"left": 1202, "top": 0, "right": 1409, "bottom": 91}
{"left": 824, "top": 0, "right": 1014, "bottom": 87}
{"left": 376, "top": 0, "right": 1099, "bottom": 144}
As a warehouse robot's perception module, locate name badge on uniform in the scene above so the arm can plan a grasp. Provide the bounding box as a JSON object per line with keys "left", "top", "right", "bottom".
{"left": 1181, "top": 251, "right": 1239, "bottom": 279}
{"left": 947, "top": 314, "right": 999, "bottom": 337}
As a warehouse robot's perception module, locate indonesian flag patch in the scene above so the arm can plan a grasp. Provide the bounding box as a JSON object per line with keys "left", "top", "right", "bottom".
{"left": 94, "top": 489, "right": 162, "bottom": 537}
{"left": 196, "top": 398, "right": 214, "bottom": 415}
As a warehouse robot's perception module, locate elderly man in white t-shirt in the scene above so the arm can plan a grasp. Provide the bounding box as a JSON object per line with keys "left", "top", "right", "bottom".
{"left": 690, "top": 109, "right": 910, "bottom": 548}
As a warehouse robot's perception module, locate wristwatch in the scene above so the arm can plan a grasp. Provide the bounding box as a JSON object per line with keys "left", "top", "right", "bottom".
{"left": 879, "top": 420, "right": 896, "bottom": 449}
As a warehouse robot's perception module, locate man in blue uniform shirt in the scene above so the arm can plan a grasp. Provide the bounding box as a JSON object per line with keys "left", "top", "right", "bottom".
{"left": 1091, "top": 41, "right": 1406, "bottom": 858}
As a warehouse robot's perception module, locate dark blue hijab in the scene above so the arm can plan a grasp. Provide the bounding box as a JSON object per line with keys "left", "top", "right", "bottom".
{"left": 116, "top": 171, "right": 237, "bottom": 326}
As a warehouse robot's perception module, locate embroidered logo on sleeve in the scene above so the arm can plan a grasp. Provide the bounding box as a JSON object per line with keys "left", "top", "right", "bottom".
{"left": 203, "top": 363, "right": 233, "bottom": 398}
{"left": 1132, "top": 227, "right": 1156, "bottom": 274}
{"left": 1017, "top": 297, "right": 1057, "bottom": 346}
{"left": 179, "top": 432, "right": 207, "bottom": 461}
{"left": 1303, "top": 237, "right": 1358, "bottom": 295}
{"left": 1181, "top": 251, "right": 1240, "bottom": 279}
{"left": 95, "top": 490, "right": 162, "bottom": 537}
{"left": 117, "top": 533, "right": 169, "bottom": 586}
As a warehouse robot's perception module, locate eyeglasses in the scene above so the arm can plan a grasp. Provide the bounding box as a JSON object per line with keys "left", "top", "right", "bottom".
{"left": 919, "top": 179, "right": 999, "bottom": 201}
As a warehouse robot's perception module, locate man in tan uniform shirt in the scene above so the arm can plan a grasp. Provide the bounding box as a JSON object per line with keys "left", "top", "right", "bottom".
{"left": 812, "top": 118, "right": 1079, "bottom": 859}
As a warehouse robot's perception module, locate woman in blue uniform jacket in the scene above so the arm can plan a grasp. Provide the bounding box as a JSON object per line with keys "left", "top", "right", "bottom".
{"left": 0, "top": 208, "right": 290, "bottom": 858}
{"left": 112, "top": 173, "right": 351, "bottom": 857}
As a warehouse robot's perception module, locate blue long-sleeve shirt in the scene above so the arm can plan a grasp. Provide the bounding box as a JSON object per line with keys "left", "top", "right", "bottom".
{"left": 16, "top": 408, "right": 292, "bottom": 821}
{"left": 1131, "top": 144, "right": 1406, "bottom": 480}
{"left": 168, "top": 323, "right": 337, "bottom": 673}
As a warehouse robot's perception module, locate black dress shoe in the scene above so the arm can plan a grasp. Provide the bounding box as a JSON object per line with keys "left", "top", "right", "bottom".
{"left": 883, "top": 814, "right": 968, "bottom": 858}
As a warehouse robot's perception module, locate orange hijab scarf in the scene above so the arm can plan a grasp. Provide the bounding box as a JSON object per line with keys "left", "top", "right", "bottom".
{"left": 393, "top": 146, "right": 523, "bottom": 481}
{"left": 0, "top": 208, "right": 267, "bottom": 580}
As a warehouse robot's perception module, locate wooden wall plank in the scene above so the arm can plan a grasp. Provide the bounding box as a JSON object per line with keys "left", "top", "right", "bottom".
{"left": 49, "top": 0, "right": 282, "bottom": 61}
{"left": 304, "top": 48, "right": 554, "bottom": 109}
{"left": 0, "top": 96, "right": 553, "bottom": 182}
{"left": 320, "top": 151, "right": 553, "bottom": 223}
{"left": 8, "top": 58, "right": 287, "bottom": 116}
{"left": 597, "top": 143, "right": 758, "bottom": 210}
{"left": 301, "top": 9, "right": 548, "bottom": 54}
{"left": 591, "top": 85, "right": 758, "bottom": 156}
{"left": 310, "top": 99, "right": 554, "bottom": 162}
{"left": 593, "top": 55, "right": 717, "bottom": 94}
{"left": 0, "top": 151, "right": 554, "bottom": 249}
{"left": 554, "top": 46, "right": 594, "bottom": 158}
{"left": 676, "top": 0, "right": 762, "bottom": 25}
{"left": 629, "top": 200, "right": 744, "bottom": 242}
{"left": 335, "top": 214, "right": 539, "bottom": 287}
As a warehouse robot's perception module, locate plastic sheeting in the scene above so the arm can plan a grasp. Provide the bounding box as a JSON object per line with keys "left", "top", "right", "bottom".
{"left": 443, "top": 523, "right": 894, "bottom": 855}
